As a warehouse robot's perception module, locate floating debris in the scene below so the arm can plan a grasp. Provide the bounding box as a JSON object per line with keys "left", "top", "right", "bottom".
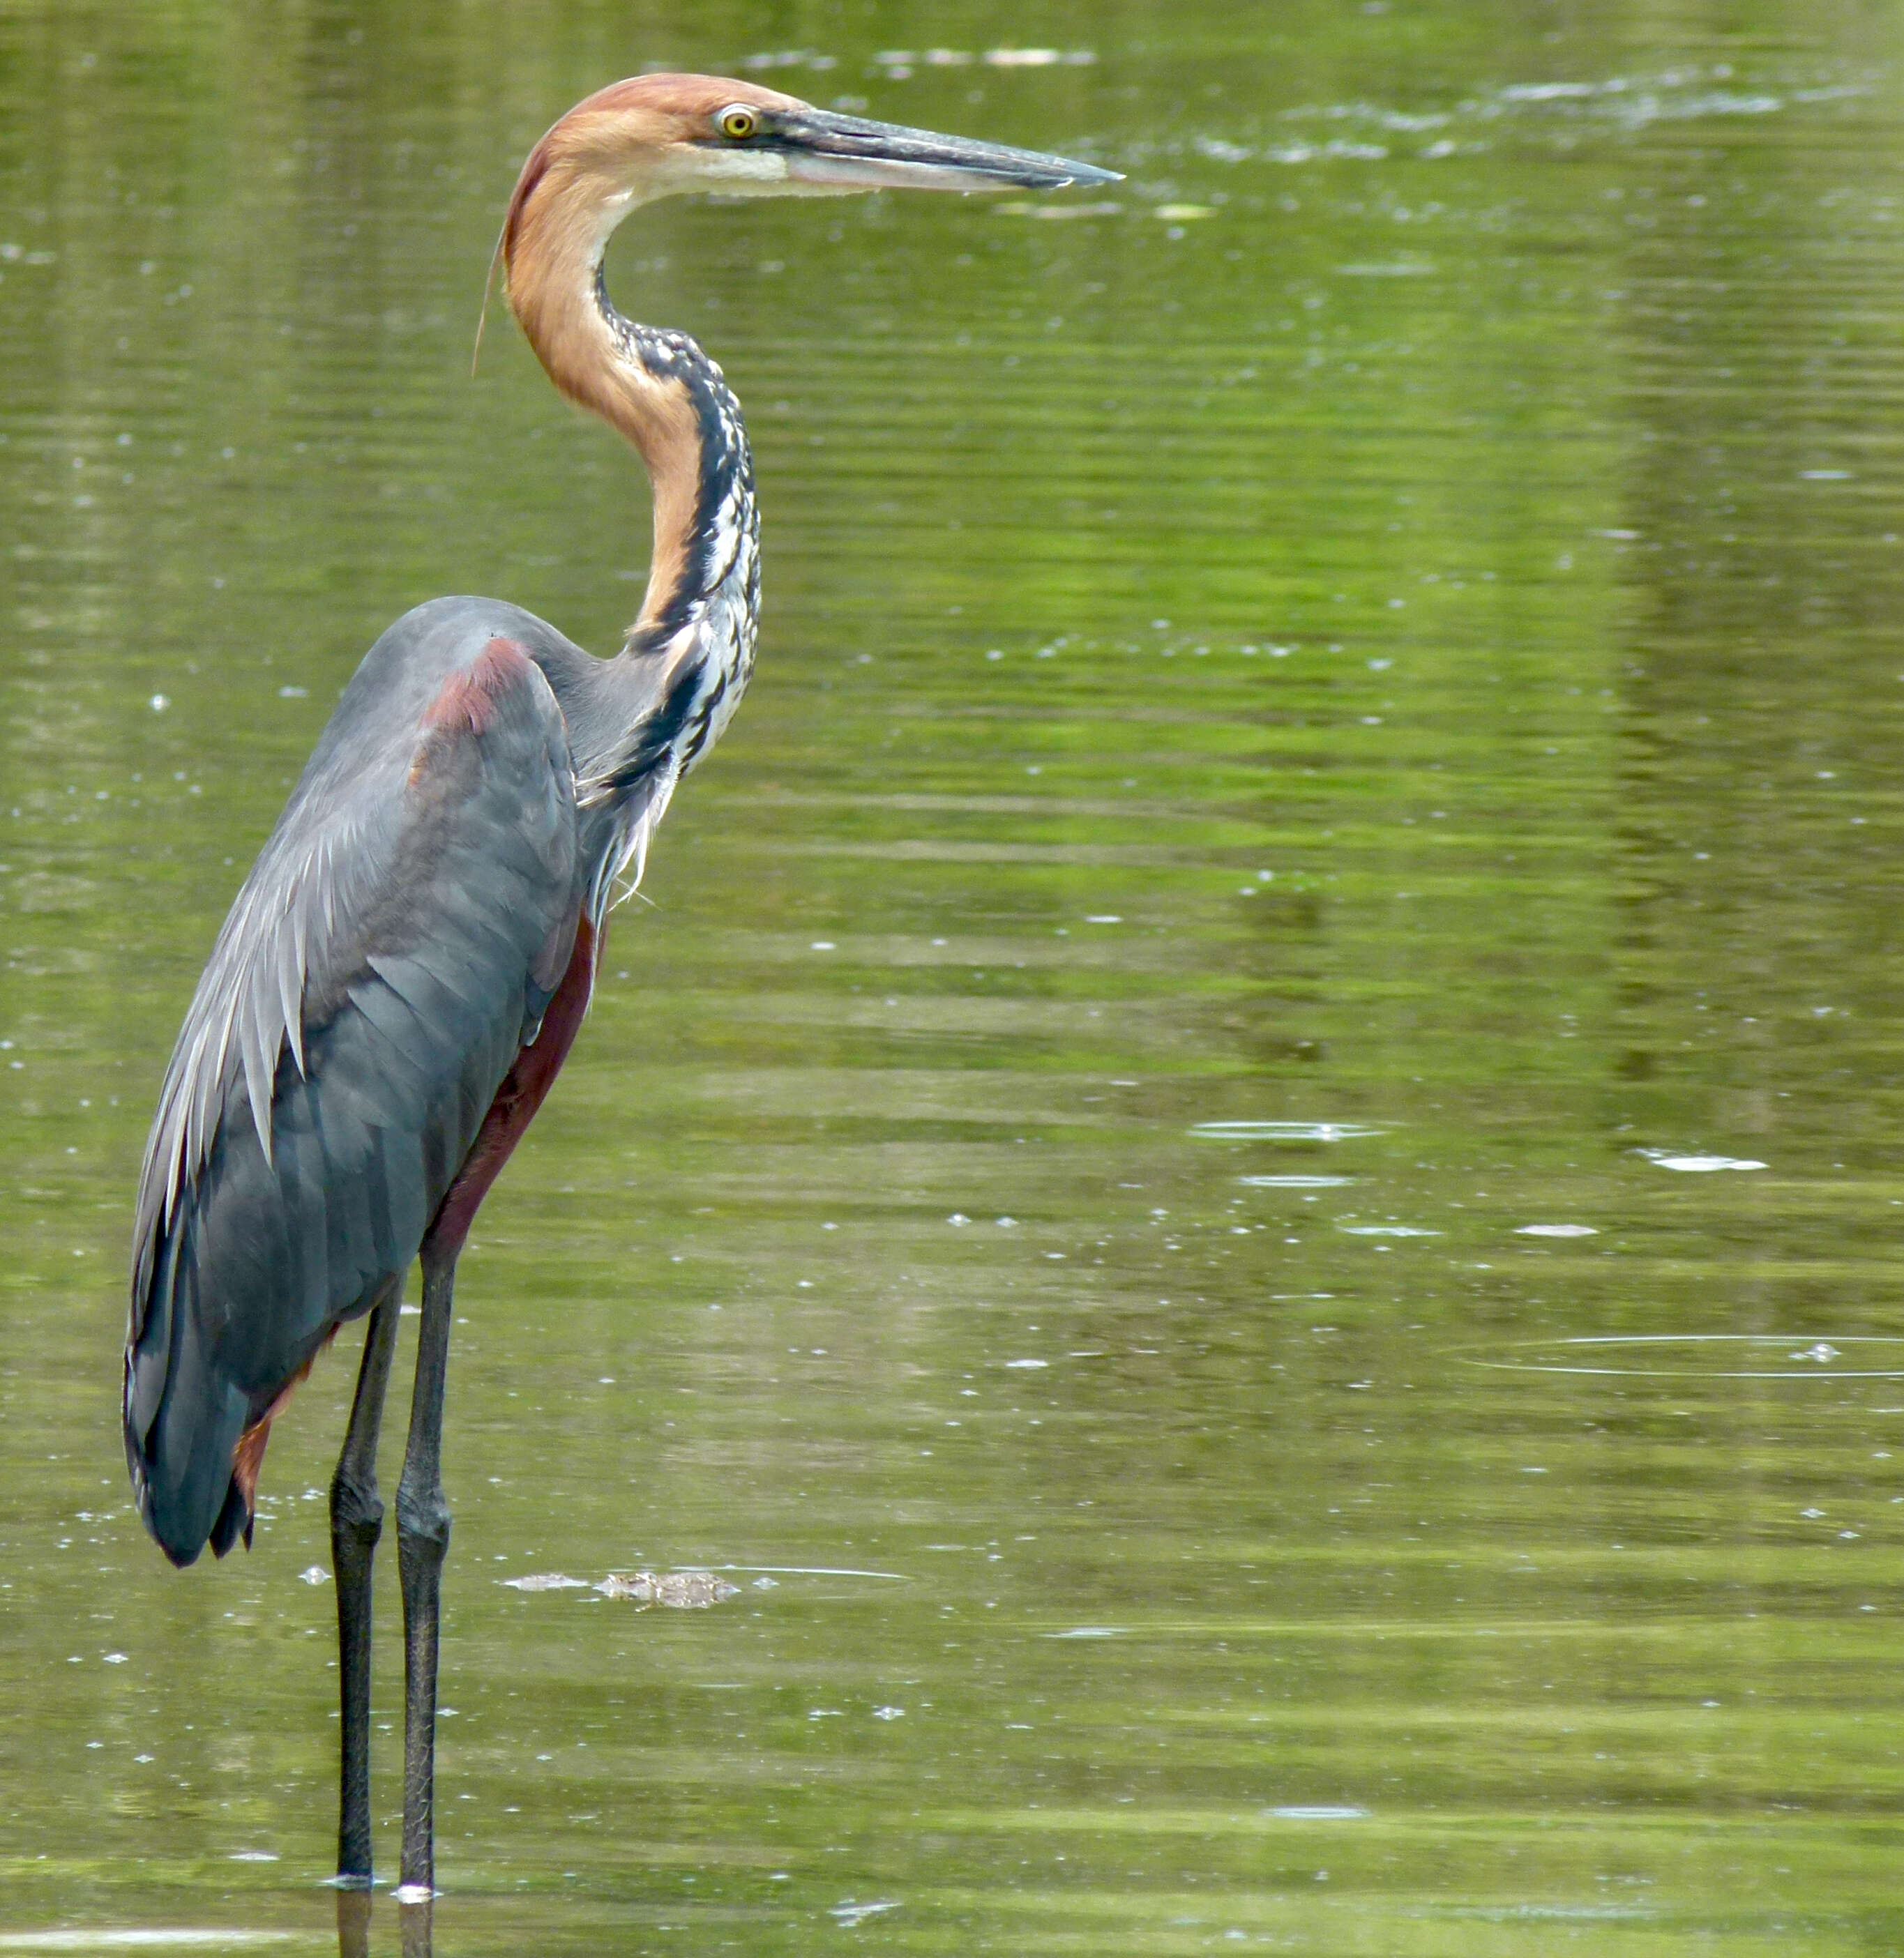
{"left": 1515, "top": 1224, "right": 1599, "bottom": 1237}
{"left": 1267, "top": 1805, "right": 1369, "bottom": 1821}
{"left": 1457, "top": 1334, "right": 1904, "bottom": 1379}
{"left": 1267, "top": 139, "right": 1389, "bottom": 162}
{"left": 596, "top": 1571, "right": 740, "bottom": 1607}
{"left": 0, "top": 1937, "right": 298, "bottom": 1951}
{"left": 1336, "top": 258, "right": 1435, "bottom": 276}
{"left": 501, "top": 1573, "right": 590, "bottom": 1592}
{"left": 714, "top": 1563, "right": 908, "bottom": 1580}
{"left": 875, "top": 47, "right": 972, "bottom": 68}
{"left": 870, "top": 47, "right": 1093, "bottom": 77}
{"left": 740, "top": 50, "right": 837, "bottom": 72}
{"left": 1634, "top": 1149, "right": 1767, "bottom": 1172}
{"left": 1193, "top": 1121, "right": 1389, "bottom": 1141}
{"left": 829, "top": 1900, "right": 901, "bottom": 1927}
{"left": 995, "top": 199, "right": 1124, "bottom": 220}
{"left": 1338, "top": 1224, "right": 1440, "bottom": 1237}
{"left": 985, "top": 47, "right": 1093, "bottom": 66}
{"left": 1241, "top": 1174, "right": 1352, "bottom": 1188}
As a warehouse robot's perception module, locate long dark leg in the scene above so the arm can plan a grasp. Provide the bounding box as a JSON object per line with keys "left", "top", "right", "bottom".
{"left": 395, "top": 1243, "right": 459, "bottom": 1899}
{"left": 331, "top": 1289, "right": 400, "bottom": 1888}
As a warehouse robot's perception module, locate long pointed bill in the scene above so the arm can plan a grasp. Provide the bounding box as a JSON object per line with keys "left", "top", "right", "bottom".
{"left": 770, "top": 108, "right": 1119, "bottom": 194}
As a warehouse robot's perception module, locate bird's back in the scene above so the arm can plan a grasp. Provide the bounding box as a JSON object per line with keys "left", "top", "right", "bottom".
{"left": 126, "top": 599, "right": 587, "bottom": 1565}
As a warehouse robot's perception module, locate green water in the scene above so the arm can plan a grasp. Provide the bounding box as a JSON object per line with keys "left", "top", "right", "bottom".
{"left": 6, "top": 0, "right": 1904, "bottom": 1951}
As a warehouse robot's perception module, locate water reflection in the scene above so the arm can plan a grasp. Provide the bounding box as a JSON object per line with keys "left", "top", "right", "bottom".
{"left": 335, "top": 1890, "right": 371, "bottom": 1958}
{"left": 5, "top": 0, "right": 1904, "bottom": 1952}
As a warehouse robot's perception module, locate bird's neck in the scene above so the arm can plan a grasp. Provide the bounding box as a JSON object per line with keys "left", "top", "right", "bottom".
{"left": 504, "top": 187, "right": 758, "bottom": 648}
{"left": 504, "top": 174, "right": 762, "bottom": 919}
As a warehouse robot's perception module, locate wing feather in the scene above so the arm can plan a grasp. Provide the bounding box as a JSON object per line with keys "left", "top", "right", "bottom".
{"left": 126, "top": 616, "right": 583, "bottom": 1565}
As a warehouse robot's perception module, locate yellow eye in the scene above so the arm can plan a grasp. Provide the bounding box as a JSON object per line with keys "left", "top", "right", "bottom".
{"left": 718, "top": 105, "right": 757, "bottom": 141}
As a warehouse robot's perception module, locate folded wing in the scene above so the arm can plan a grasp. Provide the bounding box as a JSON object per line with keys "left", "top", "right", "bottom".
{"left": 126, "top": 630, "right": 580, "bottom": 1565}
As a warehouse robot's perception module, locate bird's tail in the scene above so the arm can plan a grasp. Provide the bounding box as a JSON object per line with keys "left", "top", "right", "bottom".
{"left": 123, "top": 1320, "right": 255, "bottom": 1568}
{"left": 126, "top": 1305, "right": 331, "bottom": 1567}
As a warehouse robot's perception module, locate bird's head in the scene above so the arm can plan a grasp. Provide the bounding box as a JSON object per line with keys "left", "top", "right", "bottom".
{"left": 501, "top": 70, "right": 1118, "bottom": 278}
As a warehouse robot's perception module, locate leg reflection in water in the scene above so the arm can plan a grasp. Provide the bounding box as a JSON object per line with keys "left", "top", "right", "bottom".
{"left": 401, "top": 1895, "right": 434, "bottom": 1958}
{"left": 335, "top": 1888, "right": 370, "bottom": 1958}
{"left": 335, "top": 1886, "right": 433, "bottom": 1957}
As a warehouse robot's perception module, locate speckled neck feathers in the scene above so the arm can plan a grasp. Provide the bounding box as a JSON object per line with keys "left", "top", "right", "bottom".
{"left": 591, "top": 269, "right": 760, "bottom": 655}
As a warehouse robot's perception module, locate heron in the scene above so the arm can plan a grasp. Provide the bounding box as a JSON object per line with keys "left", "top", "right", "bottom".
{"left": 121, "top": 73, "right": 1113, "bottom": 1904}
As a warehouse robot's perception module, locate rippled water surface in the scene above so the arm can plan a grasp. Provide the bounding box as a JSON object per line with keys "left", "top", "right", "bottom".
{"left": 6, "top": 1, "right": 1904, "bottom": 1952}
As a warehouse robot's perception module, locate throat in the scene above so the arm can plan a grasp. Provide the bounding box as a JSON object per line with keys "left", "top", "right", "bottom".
{"left": 592, "top": 273, "right": 759, "bottom": 645}
{"left": 569, "top": 284, "right": 764, "bottom": 857}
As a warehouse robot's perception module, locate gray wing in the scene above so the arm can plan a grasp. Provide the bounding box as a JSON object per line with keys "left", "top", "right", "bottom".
{"left": 126, "top": 625, "right": 580, "bottom": 1565}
